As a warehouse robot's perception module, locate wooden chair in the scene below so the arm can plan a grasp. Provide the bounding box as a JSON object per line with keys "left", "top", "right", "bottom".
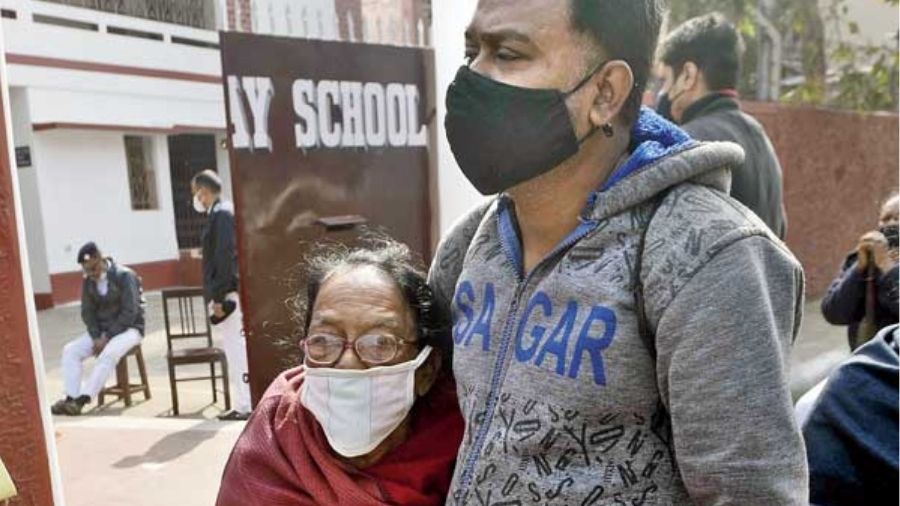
{"left": 162, "top": 287, "right": 230, "bottom": 416}
{"left": 98, "top": 345, "right": 150, "bottom": 407}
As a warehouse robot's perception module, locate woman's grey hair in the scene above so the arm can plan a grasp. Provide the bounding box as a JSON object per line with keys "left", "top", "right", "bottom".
{"left": 285, "top": 234, "right": 452, "bottom": 368}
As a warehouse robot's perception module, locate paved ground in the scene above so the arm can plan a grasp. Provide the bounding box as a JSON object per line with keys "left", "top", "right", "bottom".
{"left": 39, "top": 291, "right": 849, "bottom": 506}
{"left": 41, "top": 292, "right": 247, "bottom": 506}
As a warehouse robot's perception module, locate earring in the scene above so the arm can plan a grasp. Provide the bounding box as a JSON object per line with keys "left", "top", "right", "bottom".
{"left": 601, "top": 123, "right": 614, "bottom": 138}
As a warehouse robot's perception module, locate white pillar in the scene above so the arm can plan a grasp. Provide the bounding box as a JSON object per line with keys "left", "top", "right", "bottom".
{"left": 347, "top": 11, "right": 356, "bottom": 42}
{"left": 433, "top": 0, "right": 484, "bottom": 233}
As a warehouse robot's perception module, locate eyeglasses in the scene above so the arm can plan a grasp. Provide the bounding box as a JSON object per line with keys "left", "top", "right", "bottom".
{"left": 301, "top": 333, "right": 416, "bottom": 366}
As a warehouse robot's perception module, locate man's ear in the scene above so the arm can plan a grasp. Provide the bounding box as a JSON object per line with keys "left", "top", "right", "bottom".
{"left": 414, "top": 349, "right": 442, "bottom": 397}
{"left": 680, "top": 61, "right": 702, "bottom": 93}
{"left": 588, "top": 60, "right": 634, "bottom": 129}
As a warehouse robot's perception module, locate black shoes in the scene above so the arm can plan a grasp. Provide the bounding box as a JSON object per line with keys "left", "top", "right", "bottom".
{"left": 217, "top": 409, "right": 250, "bottom": 421}
{"left": 50, "top": 395, "right": 90, "bottom": 416}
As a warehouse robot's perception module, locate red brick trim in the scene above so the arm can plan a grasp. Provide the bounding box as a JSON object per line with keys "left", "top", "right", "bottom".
{"left": 50, "top": 256, "right": 201, "bottom": 304}
{"left": 32, "top": 122, "right": 223, "bottom": 134}
{"left": 6, "top": 53, "right": 221, "bottom": 84}
{"left": 33, "top": 292, "right": 54, "bottom": 310}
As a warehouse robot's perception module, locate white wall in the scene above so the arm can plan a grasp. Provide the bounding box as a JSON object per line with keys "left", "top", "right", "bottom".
{"left": 0, "top": 0, "right": 221, "bottom": 75}
{"left": 251, "top": 0, "right": 338, "bottom": 39}
{"left": 1, "top": 0, "right": 225, "bottom": 131}
{"left": 433, "top": 0, "right": 484, "bottom": 235}
{"left": 215, "top": 132, "right": 234, "bottom": 201}
{"left": 33, "top": 130, "right": 180, "bottom": 274}
{"left": 9, "top": 87, "right": 52, "bottom": 293}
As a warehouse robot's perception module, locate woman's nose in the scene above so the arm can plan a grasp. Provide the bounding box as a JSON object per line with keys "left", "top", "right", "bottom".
{"left": 332, "top": 344, "right": 365, "bottom": 370}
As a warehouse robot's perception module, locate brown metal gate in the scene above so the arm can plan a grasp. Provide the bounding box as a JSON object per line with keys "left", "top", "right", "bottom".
{"left": 220, "top": 32, "right": 436, "bottom": 404}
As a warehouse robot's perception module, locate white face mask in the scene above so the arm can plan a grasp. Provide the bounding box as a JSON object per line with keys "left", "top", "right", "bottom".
{"left": 299, "top": 346, "right": 433, "bottom": 458}
{"left": 192, "top": 193, "right": 207, "bottom": 213}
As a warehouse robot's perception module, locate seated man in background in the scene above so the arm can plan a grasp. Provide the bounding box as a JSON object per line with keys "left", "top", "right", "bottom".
{"left": 822, "top": 193, "right": 899, "bottom": 350}
{"left": 51, "top": 242, "right": 145, "bottom": 416}
{"left": 216, "top": 238, "right": 463, "bottom": 506}
{"left": 801, "top": 324, "right": 899, "bottom": 505}
{"left": 657, "top": 13, "right": 787, "bottom": 238}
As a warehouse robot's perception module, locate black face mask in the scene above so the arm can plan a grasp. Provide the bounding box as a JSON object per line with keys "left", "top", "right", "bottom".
{"left": 444, "top": 64, "right": 603, "bottom": 195}
{"left": 880, "top": 223, "right": 899, "bottom": 249}
{"left": 656, "top": 92, "right": 674, "bottom": 122}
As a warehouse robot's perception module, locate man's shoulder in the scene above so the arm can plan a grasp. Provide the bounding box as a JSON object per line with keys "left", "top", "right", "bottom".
{"left": 433, "top": 199, "right": 496, "bottom": 265}
{"left": 429, "top": 199, "right": 497, "bottom": 300}
{"left": 212, "top": 200, "right": 235, "bottom": 218}
{"left": 684, "top": 108, "right": 742, "bottom": 140}
{"left": 110, "top": 261, "right": 139, "bottom": 281}
{"left": 642, "top": 183, "right": 799, "bottom": 317}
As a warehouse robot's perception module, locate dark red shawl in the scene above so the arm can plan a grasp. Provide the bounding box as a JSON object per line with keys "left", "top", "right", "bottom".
{"left": 216, "top": 366, "right": 464, "bottom": 506}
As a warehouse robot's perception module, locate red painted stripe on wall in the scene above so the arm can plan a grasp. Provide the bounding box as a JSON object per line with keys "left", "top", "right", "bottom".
{"left": 6, "top": 53, "right": 221, "bottom": 84}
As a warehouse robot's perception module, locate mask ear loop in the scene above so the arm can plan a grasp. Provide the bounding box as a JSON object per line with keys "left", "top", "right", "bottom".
{"left": 565, "top": 60, "right": 613, "bottom": 144}
{"left": 563, "top": 59, "right": 610, "bottom": 97}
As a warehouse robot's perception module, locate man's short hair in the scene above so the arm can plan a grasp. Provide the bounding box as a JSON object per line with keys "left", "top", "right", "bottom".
{"left": 77, "top": 241, "right": 101, "bottom": 264}
{"left": 569, "top": 0, "right": 665, "bottom": 126}
{"left": 660, "top": 13, "right": 744, "bottom": 91}
{"left": 192, "top": 169, "right": 222, "bottom": 194}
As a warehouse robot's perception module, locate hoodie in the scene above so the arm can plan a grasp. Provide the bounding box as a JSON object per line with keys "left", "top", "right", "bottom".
{"left": 428, "top": 109, "right": 808, "bottom": 505}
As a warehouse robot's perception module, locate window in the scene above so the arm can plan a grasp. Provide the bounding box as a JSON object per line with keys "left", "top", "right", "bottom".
{"left": 124, "top": 136, "right": 159, "bottom": 210}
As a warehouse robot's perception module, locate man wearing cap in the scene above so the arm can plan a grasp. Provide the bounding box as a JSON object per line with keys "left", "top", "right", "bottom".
{"left": 192, "top": 169, "right": 251, "bottom": 421}
{"left": 51, "top": 242, "right": 145, "bottom": 416}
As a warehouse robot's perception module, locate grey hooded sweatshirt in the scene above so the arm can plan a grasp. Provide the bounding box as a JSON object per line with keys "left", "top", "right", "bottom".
{"left": 429, "top": 111, "right": 807, "bottom": 505}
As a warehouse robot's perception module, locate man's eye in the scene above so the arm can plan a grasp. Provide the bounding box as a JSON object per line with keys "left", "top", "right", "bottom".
{"left": 496, "top": 49, "right": 521, "bottom": 62}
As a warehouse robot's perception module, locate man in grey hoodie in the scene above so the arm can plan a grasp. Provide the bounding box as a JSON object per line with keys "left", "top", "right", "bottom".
{"left": 430, "top": 0, "right": 808, "bottom": 504}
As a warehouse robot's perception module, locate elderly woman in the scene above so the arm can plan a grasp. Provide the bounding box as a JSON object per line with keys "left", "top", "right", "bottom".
{"left": 216, "top": 240, "right": 463, "bottom": 506}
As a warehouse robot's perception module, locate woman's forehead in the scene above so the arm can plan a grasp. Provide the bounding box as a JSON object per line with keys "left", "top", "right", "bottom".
{"left": 311, "top": 265, "right": 411, "bottom": 326}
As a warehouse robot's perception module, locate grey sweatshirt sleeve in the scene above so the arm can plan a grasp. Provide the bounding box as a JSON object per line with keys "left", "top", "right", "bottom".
{"left": 427, "top": 199, "right": 494, "bottom": 309}
{"left": 654, "top": 235, "right": 808, "bottom": 505}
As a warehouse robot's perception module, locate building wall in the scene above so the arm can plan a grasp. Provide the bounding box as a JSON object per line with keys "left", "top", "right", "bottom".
{"left": 0, "top": 0, "right": 229, "bottom": 304}
{"left": 250, "top": 0, "right": 338, "bottom": 38}
{"left": 433, "top": 0, "right": 484, "bottom": 235}
{"left": 745, "top": 101, "right": 899, "bottom": 299}
{"left": 215, "top": 132, "right": 234, "bottom": 201}
{"left": 33, "top": 129, "right": 180, "bottom": 273}
{"left": 9, "top": 87, "right": 52, "bottom": 299}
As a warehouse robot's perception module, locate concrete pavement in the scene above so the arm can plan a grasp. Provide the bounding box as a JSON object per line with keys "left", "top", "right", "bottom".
{"left": 38, "top": 291, "right": 850, "bottom": 506}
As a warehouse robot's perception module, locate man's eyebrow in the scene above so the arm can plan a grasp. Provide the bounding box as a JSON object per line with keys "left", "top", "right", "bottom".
{"left": 466, "top": 27, "right": 533, "bottom": 45}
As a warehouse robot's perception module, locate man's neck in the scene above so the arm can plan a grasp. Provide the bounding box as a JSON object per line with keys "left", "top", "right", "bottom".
{"left": 508, "top": 136, "right": 628, "bottom": 273}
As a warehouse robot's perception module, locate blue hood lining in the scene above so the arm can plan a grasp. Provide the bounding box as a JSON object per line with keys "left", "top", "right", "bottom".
{"left": 599, "top": 107, "right": 695, "bottom": 192}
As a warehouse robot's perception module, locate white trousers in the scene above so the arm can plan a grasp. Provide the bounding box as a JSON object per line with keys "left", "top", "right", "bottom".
{"left": 211, "top": 293, "right": 251, "bottom": 413}
{"left": 61, "top": 328, "right": 142, "bottom": 399}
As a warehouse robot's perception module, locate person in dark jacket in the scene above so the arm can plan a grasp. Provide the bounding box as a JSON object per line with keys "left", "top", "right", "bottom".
{"left": 656, "top": 13, "right": 787, "bottom": 238}
{"left": 822, "top": 194, "right": 899, "bottom": 350}
{"left": 51, "top": 242, "right": 145, "bottom": 416}
{"left": 801, "top": 324, "right": 899, "bottom": 506}
{"left": 192, "top": 170, "right": 250, "bottom": 420}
